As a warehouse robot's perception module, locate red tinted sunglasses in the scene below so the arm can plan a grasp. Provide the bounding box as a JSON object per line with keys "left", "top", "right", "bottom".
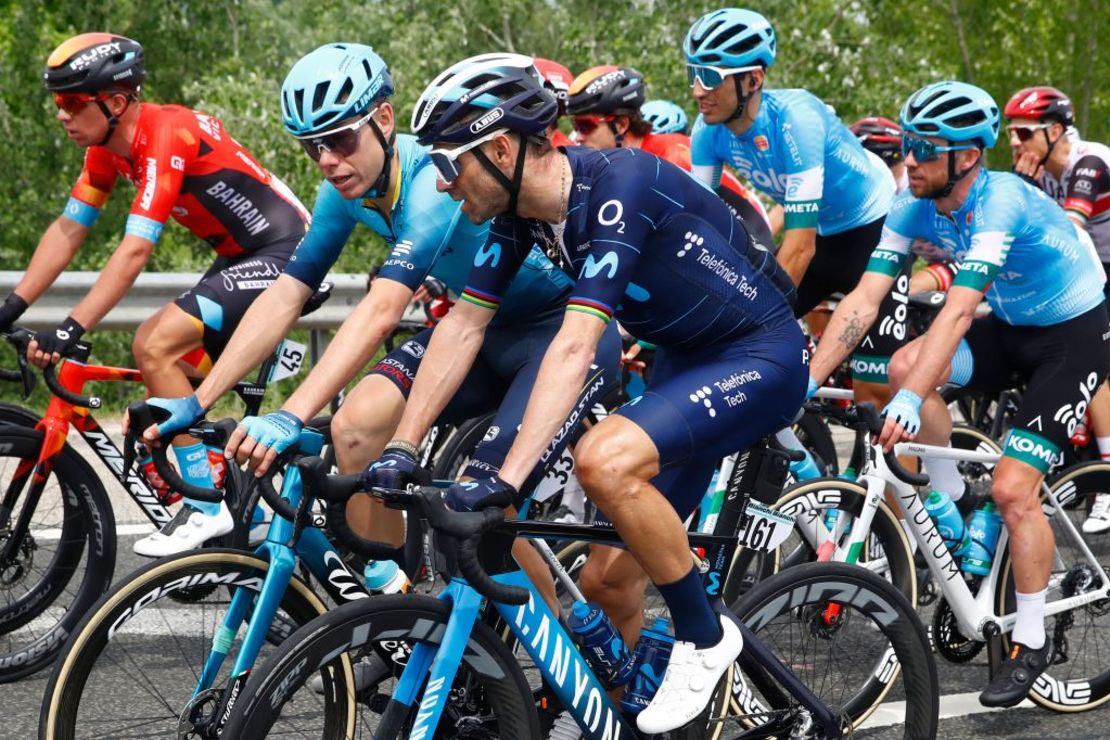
{"left": 53, "top": 93, "right": 107, "bottom": 116}
{"left": 571, "top": 115, "right": 615, "bottom": 135}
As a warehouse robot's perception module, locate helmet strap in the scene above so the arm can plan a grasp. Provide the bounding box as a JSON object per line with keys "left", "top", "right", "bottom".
{"left": 472, "top": 134, "right": 529, "bottom": 216}
{"left": 364, "top": 117, "right": 395, "bottom": 199}
{"left": 608, "top": 120, "right": 624, "bottom": 148}
{"left": 1037, "top": 127, "right": 1060, "bottom": 172}
{"left": 95, "top": 95, "right": 129, "bottom": 147}
{"left": 726, "top": 72, "right": 758, "bottom": 124}
{"left": 927, "top": 149, "right": 979, "bottom": 200}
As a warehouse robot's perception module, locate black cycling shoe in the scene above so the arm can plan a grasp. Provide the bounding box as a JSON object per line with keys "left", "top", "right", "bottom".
{"left": 979, "top": 637, "right": 1053, "bottom": 708}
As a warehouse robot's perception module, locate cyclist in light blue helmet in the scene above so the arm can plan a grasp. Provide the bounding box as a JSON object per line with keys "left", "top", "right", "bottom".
{"left": 809, "top": 80, "right": 1108, "bottom": 709}
{"left": 641, "top": 99, "right": 689, "bottom": 135}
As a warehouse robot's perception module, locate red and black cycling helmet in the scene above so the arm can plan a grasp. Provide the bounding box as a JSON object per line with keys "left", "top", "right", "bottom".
{"left": 566, "top": 65, "right": 645, "bottom": 117}
{"left": 1003, "top": 86, "right": 1074, "bottom": 127}
{"left": 44, "top": 32, "right": 145, "bottom": 95}
{"left": 534, "top": 57, "right": 573, "bottom": 115}
{"left": 850, "top": 116, "right": 903, "bottom": 166}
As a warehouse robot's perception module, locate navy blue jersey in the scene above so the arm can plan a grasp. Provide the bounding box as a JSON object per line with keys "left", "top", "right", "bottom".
{"left": 461, "top": 146, "right": 796, "bottom": 349}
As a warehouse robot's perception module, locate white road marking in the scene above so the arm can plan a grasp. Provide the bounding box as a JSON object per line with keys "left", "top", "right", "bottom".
{"left": 860, "top": 691, "right": 1035, "bottom": 729}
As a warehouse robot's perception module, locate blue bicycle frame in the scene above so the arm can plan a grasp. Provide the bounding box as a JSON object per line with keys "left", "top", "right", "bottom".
{"left": 393, "top": 570, "right": 636, "bottom": 740}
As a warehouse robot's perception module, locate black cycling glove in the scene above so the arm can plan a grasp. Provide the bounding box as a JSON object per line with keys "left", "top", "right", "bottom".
{"left": 0, "top": 294, "right": 28, "bottom": 333}
{"left": 33, "top": 316, "right": 86, "bottom": 359}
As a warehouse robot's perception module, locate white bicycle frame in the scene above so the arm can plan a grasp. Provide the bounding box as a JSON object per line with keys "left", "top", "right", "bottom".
{"left": 829, "top": 440, "right": 1109, "bottom": 642}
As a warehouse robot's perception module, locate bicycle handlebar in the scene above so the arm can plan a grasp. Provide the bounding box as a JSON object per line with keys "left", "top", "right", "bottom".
{"left": 125, "top": 402, "right": 229, "bottom": 503}
{"left": 292, "top": 457, "right": 527, "bottom": 604}
{"left": 851, "top": 403, "right": 932, "bottom": 486}
{"left": 3, "top": 326, "right": 98, "bottom": 406}
{"left": 1, "top": 328, "right": 36, "bottom": 398}
{"left": 44, "top": 364, "right": 101, "bottom": 408}
{"left": 292, "top": 457, "right": 399, "bottom": 560}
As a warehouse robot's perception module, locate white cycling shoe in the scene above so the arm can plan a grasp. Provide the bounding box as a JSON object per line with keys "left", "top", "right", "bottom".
{"left": 133, "top": 502, "right": 234, "bottom": 557}
{"left": 636, "top": 614, "right": 742, "bottom": 734}
{"left": 1082, "top": 493, "right": 1110, "bottom": 534}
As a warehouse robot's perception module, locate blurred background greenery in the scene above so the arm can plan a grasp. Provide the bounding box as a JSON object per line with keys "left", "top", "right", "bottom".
{"left": 1, "top": 0, "right": 1105, "bottom": 412}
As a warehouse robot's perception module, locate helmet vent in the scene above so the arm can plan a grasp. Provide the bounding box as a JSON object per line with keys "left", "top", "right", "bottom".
{"left": 312, "top": 82, "right": 329, "bottom": 112}
{"left": 361, "top": 59, "right": 373, "bottom": 79}
{"left": 335, "top": 78, "right": 354, "bottom": 106}
{"left": 726, "top": 32, "right": 761, "bottom": 56}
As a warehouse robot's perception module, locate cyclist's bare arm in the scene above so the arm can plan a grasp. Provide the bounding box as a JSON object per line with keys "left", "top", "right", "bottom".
{"left": 12, "top": 216, "right": 87, "bottom": 303}
{"left": 776, "top": 226, "right": 818, "bottom": 286}
{"left": 193, "top": 273, "right": 314, "bottom": 408}
{"left": 66, "top": 234, "right": 155, "bottom": 330}
{"left": 280, "top": 277, "right": 413, "bottom": 422}
{"left": 896, "top": 285, "right": 980, "bottom": 399}
{"left": 392, "top": 299, "right": 493, "bottom": 445}
{"left": 810, "top": 270, "right": 894, "bottom": 384}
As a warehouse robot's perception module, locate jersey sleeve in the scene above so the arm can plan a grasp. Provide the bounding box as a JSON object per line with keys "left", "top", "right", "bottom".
{"left": 952, "top": 185, "right": 1020, "bottom": 292}
{"left": 865, "top": 191, "right": 919, "bottom": 277}
{"left": 566, "top": 158, "right": 658, "bottom": 323}
{"left": 124, "top": 124, "right": 194, "bottom": 244}
{"left": 459, "top": 217, "right": 532, "bottom": 312}
{"left": 376, "top": 162, "right": 463, "bottom": 291}
{"left": 283, "top": 182, "right": 356, "bottom": 288}
{"left": 64, "top": 147, "right": 118, "bottom": 228}
{"left": 689, "top": 115, "right": 723, "bottom": 189}
{"left": 780, "top": 101, "right": 826, "bottom": 230}
{"left": 1063, "top": 154, "right": 1110, "bottom": 224}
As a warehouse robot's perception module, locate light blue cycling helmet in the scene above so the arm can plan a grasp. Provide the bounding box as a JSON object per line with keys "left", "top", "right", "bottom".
{"left": 900, "top": 81, "right": 1000, "bottom": 148}
{"left": 642, "top": 100, "right": 689, "bottom": 135}
{"left": 281, "top": 43, "right": 394, "bottom": 136}
{"left": 683, "top": 9, "right": 776, "bottom": 69}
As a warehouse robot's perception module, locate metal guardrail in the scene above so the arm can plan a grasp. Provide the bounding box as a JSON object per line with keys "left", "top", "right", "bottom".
{"left": 0, "top": 270, "right": 425, "bottom": 330}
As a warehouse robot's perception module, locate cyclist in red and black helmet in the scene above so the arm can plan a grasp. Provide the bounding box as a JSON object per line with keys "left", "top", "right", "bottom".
{"left": 1004, "top": 86, "right": 1075, "bottom": 182}
{"left": 850, "top": 116, "right": 904, "bottom": 179}
{"left": 534, "top": 57, "right": 575, "bottom": 148}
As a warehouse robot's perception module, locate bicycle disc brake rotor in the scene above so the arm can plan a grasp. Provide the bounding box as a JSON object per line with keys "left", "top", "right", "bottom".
{"left": 177, "top": 688, "right": 222, "bottom": 739}
{"left": 0, "top": 531, "right": 35, "bottom": 585}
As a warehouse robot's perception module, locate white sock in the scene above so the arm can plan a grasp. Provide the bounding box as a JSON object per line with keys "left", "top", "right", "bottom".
{"left": 922, "top": 449, "right": 966, "bottom": 500}
{"left": 562, "top": 473, "right": 586, "bottom": 518}
{"left": 775, "top": 426, "right": 804, "bottom": 451}
{"left": 1097, "top": 436, "right": 1110, "bottom": 460}
{"left": 900, "top": 518, "right": 919, "bottom": 554}
{"left": 1010, "top": 588, "right": 1047, "bottom": 649}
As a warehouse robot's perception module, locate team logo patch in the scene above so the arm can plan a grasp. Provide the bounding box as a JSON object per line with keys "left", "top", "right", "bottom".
{"left": 401, "top": 340, "right": 425, "bottom": 359}
{"left": 754, "top": 135, "right": 769, "bottom": 151}
{"left": 689, "top": 385, "right": 717, "bottom": 418}
{"left": 677, "top": 230, "right": 704, "bottom": 258}
{"left": 966, "top": 211, "right": 973, "bottom": 226}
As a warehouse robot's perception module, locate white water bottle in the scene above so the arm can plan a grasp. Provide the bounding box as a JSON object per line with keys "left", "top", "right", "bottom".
{"left": 363, "top": 559, "right": 409, "bottom": 594}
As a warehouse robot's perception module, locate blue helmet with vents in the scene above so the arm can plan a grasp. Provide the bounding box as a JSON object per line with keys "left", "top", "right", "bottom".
{"left": 683, "top": 9, "right": 776, "bottom": 70}
{"left": 641, "top": 100, "right": 689, "bottom": 134}
{"left": 900, "top": 81, "right": 1000, "bottom": 148}
{"left": 281, "top": 43, "right": 393, "bottom": 136}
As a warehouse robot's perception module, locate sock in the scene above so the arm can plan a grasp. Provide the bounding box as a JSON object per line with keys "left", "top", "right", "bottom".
{"left": 175, "top": 443, "right": 220, "bottom": 516}
{"left": 1010, "top": 588, "right": 1047, "bottom": 649}
{"left": 657, "top": 566, "right": 722, "bottom": 647}
{"left": 1097, "top": 437, "right": 1110, "bottom": 460}
{"left": 563, "top": 474, "right": 586, "bottom": 518}
{"left": 922, "top": 450, "right": 966, "bottom": 500}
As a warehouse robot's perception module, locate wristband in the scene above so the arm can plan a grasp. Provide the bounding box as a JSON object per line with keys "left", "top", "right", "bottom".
{"left": 385, "top": 440, "right": 420, "bottom": 459}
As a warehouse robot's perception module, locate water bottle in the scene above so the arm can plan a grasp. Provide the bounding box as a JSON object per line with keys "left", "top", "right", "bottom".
{"left": 697, "top": 469, "right": 724, "bottom": 533}
{"left": 620, "top": 617, "right": 675, "bottom": 716}
{"left": 789, "top": 451, "right": 822, "bottom": 482}
{"left": 567, "top": 601, "right": 636, "bottom": 689}
{"left": 923, "top": 490, "right": 972, "bottom": 556}
{"left": 363, "top": 559, "right": 410, "bottom": 594}
{"left": 961, "top": 502, "right": 1003, "bottom": 576}
{"left": 138, "top": 447, "right": 180, "bottom": 505}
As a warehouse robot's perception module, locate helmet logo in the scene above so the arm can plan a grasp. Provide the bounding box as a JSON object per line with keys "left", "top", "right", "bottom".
{"left": 68, "top": 42, "right": 122, "bottom": 71}
{"left": 1019, "top": 91, "right": 1040, "bottom": 108}
{"left": 584, "top": 70, "right": 626, "bottom": 96}
{"left": 469, "top": 108, "right": 504, "bottom": 134}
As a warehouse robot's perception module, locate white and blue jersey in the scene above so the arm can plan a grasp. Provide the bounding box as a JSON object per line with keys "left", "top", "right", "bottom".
{"left": 284, "top": 134, "right": 571, "bottom": 319}
{"left": 690, "top": 89, "right": 894, "bottom": 235}
{"left": 867, "top": 169, "right": 1106, "bottom": 326}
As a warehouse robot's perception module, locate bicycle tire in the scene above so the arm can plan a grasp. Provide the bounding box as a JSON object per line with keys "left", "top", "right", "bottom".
{"left": 40, "top": 548, "right": 353, "bottom": 739}
{"left": 429, "top": 411, "right": 496, "bottom": 481}
{"left": 729, "top": 561, "right": 939, "bottom": 737}
{"left": 722, "top": 477, "right": 917, "bottom": 607}
{"left": 0, "top": 402, "right": 41, "bottom": 427}
{"left": 222, "top": 593, "right": 541, "bottom": 739}
{"left": 992, "top": 460, "right": 1110, "bottom": 712}
{"left": 0, "top": 427, "right": 116, "bottom": 682}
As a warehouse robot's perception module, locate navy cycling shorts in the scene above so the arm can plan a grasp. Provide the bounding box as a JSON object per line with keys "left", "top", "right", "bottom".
{"left": 614, "top": 319, "right": 809, "bottom": 521}
{"left": 370, "top": 311, "right": 622, "bottom": 492}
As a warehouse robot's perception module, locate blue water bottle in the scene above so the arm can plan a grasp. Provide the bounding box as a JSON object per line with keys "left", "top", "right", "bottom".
{"left": 363, "top": 559, "right": 410, "bottom": 594}
{"left": 789, "top": 450, "right": 822, "bottom": 482}
{"left": 621, "top": 617, "right": 675, "bottom": 716}
{"left": 568, "top": 601, "right": 636, "bottom": 689}
{"left": 924, "top": 490, "right": 972, "bottom": 556}
{"left": 961, "top": 502, "right": 1003, "bottom": 576}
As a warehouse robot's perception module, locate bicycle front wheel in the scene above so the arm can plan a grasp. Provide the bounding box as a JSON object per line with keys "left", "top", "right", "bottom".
{"left": 222, "top": 593, "right": 540, "bottom": 739}
{"left": 729, "top": 561, "right": 938, "bottom": 737}
{"left": 40, "top": 549, "right": 352, "bottom": 739}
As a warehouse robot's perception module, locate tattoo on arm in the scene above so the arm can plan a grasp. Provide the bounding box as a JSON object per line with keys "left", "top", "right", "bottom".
{"left": 838, "top": 312, "right": 865, "bottom": 349}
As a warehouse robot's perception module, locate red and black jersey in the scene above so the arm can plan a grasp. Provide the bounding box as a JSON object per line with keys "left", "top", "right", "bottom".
{"left": 1038, "top": 138, "right": 1110, "bottom": 262}
{"left": 66, "top": 103, "right": 308, "bottom": 256}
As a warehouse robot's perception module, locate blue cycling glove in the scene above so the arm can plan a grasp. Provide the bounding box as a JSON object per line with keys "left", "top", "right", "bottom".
{"left": 361, "top": 445, "right": 421, "bottom": 492}
{"left": 881, "top": 389, "right": 924, "bottom": 436}
{"left": 805, "top": 376, "right": 820, "bottom": 401}
{"left": 445, "top": 476, "right": 517, "bottom": 513}
{"left": 146, "top": 394, "right": 206, "bottom": 438}
{"left": 240, "top": 410, "right": 304, "bottom": 455}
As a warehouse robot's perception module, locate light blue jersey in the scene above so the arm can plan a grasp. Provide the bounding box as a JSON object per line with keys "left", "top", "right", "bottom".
{"left": 690, "top": 89, "right": 894, "bottom": 235}
{"left": 284, "top": 134, "right": 570, "bottom": 318}
{"left": 867, "top": 169, "right": 1106, "bottom": 326}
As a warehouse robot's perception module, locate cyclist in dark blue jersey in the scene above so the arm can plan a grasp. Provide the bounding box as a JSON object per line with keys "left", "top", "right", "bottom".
{"left": 808, "top": 81, "right": 1109, "bottom": 707}
{"left": 364, "top": 53, "right": 807, "bottom": 733}
{"left": 135, "top": 46, "right": 592, "bottom": 568}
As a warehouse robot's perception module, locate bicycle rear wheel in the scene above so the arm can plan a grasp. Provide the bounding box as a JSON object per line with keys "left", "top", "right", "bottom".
{"left": 221, "top": 593, "right": 540, "bottom": 739}
{"left": 40, "top": 549, "right": 351, "bottom": 739}
{"left": 729, "top": 561, "right": 938, "bottom": 737}
{"left": 0, "top": 427, "right": 115, "bottom": 682}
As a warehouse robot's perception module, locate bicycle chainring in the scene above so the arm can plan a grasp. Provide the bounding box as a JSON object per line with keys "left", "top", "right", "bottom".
{"left": 932, "top": 596, "right": 983, "bottom": 664}
{"left": 177, "top": 687, "right": 222, "bottom": 739}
